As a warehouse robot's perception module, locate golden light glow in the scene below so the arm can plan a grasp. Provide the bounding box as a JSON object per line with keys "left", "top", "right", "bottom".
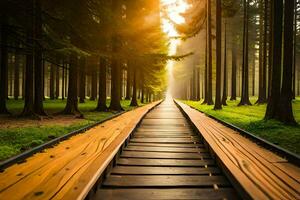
{"left": 161, "top": 0, "right": 189, "bottom": 89}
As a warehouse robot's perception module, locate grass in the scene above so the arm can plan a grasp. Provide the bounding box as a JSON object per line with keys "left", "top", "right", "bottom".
{"left": 0, "top": 99, "right": 146, "bottom": 161}
{"left": 181, "top": 97, "right": 300, "bottom": 155}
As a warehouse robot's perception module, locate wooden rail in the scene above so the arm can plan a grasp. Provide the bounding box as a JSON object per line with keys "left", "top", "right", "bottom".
{"left": 175, "top": 100, "right": 300, "bottom": 200}
{"left": 0, "top": 101, "right": 161, "bottom": 200}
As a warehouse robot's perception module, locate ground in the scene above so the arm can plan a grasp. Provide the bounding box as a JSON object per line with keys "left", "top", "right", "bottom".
{"left": 182, "top": 97, "right": 300, "bottom": 155}
{"left": 0, "top": 99, "right": 145, "bottom": 161}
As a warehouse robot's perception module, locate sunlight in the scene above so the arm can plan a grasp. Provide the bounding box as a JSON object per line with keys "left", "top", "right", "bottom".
{"left": 160, "top": 0, "right": 190, "bottom": 94}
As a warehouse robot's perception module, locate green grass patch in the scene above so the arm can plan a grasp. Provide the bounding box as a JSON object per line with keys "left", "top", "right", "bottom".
{"left": 181, "top": 97, "right": 300, "bottom": 155}
{"left": 0, "top": 99, "right": 146, "bottom": 161}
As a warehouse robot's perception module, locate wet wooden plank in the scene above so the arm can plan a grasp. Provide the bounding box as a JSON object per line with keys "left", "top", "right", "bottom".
{"left": 117, "top": 158, "right": 215, "bottom": 167}
{"left": 111, "top": 166, "right": 221, "bottom": 175}
{"left": 95, "top": 188, "right": 239, "bottom": 200}
{"left": 102, "top": 175, "right": 230, "bottom": 187}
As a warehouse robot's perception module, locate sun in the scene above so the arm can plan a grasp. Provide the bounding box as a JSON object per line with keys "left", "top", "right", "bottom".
{"left": 161, "top": 0, "right": 190, "bottom": 38}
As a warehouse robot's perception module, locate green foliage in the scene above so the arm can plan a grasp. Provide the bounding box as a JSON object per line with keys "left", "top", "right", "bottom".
{"left": 182, "top": 97, "right": 300, "bottom": 154}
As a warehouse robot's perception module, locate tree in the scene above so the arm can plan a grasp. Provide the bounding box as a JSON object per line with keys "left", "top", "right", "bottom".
{"left": 277, "top": 0, "right": 296, "bottom": 124}
{"left": 50, "top": 64, "right": 55, "bottom": 100}
{"left": 62, "top": 54, "right": 81, "bottom": 116}
{"left": 222, "top": 20, "right": 228, "bottom": 106}
{"left": 14, "top": 53, "right": 20, "bottom": 100}
{"left": 239, "top": 0, "right": 252, "bottom": 106}
{"left": 0, "top": 14, "right": 10, "bottom": 114}
{"left": 130, "top": 66, "right": 138, "bottom": 106}
{"left": 95, "top": 57, "right": 108, "bottom": 111}
{"left": 214, "top": 0, "right": 222, "bottom": 110}
{"left": 231, "top": 35, "right": 237, "bottom": 100}
{"left": 125, "top": 64, "right": 131, "bottom": 100}
{"left": 265, "top": 0, "right": 283, "bottom": 120}
{"left": 79, "top": 59, "right": 86, "bottom": 103}
{"left": 33, "top": 0, "right": 47, "bottom": 116}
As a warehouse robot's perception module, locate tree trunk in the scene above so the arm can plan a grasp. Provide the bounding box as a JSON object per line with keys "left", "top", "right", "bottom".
{"left": 95, "top": 57, "right": 107, "bottom": 111}
{"left": 90, "top": 68, "right": 97, "bottom": 101}
{"left": 109, "top": 36, "right": 123, "bottom": 111}
{"left": 125, "top": 63, "right": 131, "bottom": 100}
{"left": 293, "top": 0, "right": 298, "bottom": 99}
{"left": 239, "top": 0, "right": 252, "bottom": 106}
{"left": 214, "top": 0, "right": 222, "bottom": 110}
{"left": 62, "top": 62, "right": 65, "bottom": 100}
{"left": 277, "top": 0, "right": 296, "bottom": 124}
{"left": 204, "top": 0, "right": 214, "bottom": 105}
{"left": 130, "top": 67, "right": 138, "bottom": 106}
{"left": 140, "top": 73, "right": 145, "bottom": 104}
{"left": 50, "top": 64, "right": 55, "bottom": 100}
{"left": 55, "top": 65, "right": 60, "bottom": 99}
{"left": 21, "top": 32, "right": 35, "bottom": 116}
{"left": 62, "top": 54, "right": 81, "bottom": 116}
{"left": 265, "top": 0, "right": 283, "bottom": 119}
{"left": 14, "top": 53, "right": 20, "bottom": 100}
{"left": 141, "top": 85, "right": 145, "bottom": 104}
{"left": 0, "top": 17, "right": 9, "bottom": 114}
{"left": 222, "top": 20, "right": 228, "bottom": 106}
{"left": 267, "top": 0, "right": 273, "bottom": 98}
{"left": 202, "top": 17, "right": 208, "bottom": 104}
{"left": 231, "top": 36, "right": 237, "bottom": 100}
{"left": 33, "top": 0, "right": 46, "bottom": 115}
{"left": 79, "top": 58, "right": 86, "bottom": 103}
{"left": 257, "top": 0, "right": 268, "bottom": 104}
{"left": 252, "top": 51, "right": 255, "bottom": 96}
{"left": 196, "top": 68, "right": 200, "bottom": 101}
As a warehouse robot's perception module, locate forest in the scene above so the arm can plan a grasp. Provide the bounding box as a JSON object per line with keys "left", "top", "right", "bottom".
{"left": 0, "top": 0, "right": 300, "bottom": 158}
{"left": 169, "top": 0, "right": 300, "bottom": 153}
{"left": 0, "top": 0, "right": 169, "bottom": 160}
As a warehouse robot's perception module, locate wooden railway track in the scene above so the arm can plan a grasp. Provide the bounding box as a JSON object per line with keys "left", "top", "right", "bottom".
{"left": 92, "top": 100, "right": 239, "bottom": 199}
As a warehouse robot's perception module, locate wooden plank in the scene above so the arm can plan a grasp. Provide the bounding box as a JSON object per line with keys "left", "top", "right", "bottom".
{"left": 176, "top": 100, "right": 300, "bottom": 200}
{"left": 111, "top": 166, "right": 220, "bottom": 175}
{"left": 120, "top": 151, "right": 209, "bottom": 159}
{"left": 0, "top": 101, "right": 161, "bottom": 200}
{"left": 130, "top": 138, "right": 200, "bottom": 144}
{"left": 142, "top": 119, "right": 188, "bottom": 124}
{"left": 134, "top": 132, "right": 195, "bottom": 136}
{"left": 102, "top": 175, "right": 230, "bottom": 187}
{"left": 124, "top": 146, "right": 206, "bottom": 153}
{"left": 274, "top": 162, "right": 300, "bottom": 182}
{"left": 134, "top": 135, "right": 192, "bottom": 138}
{"left": 117, "top": 158, "right": 215, "bottom": 167}
{"left": 145, "top": 115, "right": 184, "bottom": 119}
{"left": 136, "top": 128, "right": 192, "bottom": 132}
{"left": 127, "top": 143, "right": 203, "bottom": 148}
{"left": 95, "top": 188, "right": 239, "bottom": 200}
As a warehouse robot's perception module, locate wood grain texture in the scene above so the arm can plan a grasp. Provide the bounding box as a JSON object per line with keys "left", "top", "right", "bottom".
{"left": 95, "top": 188, "right": 239, "bottom": 200}
{"left": 93, "top": 100, "right": 239, "bottom": 200}
{"left": 0, "top": 101, "right": 161, "bottom": 200}
{"left": 176, "top": 100, "right": 300, "bottom": 200}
